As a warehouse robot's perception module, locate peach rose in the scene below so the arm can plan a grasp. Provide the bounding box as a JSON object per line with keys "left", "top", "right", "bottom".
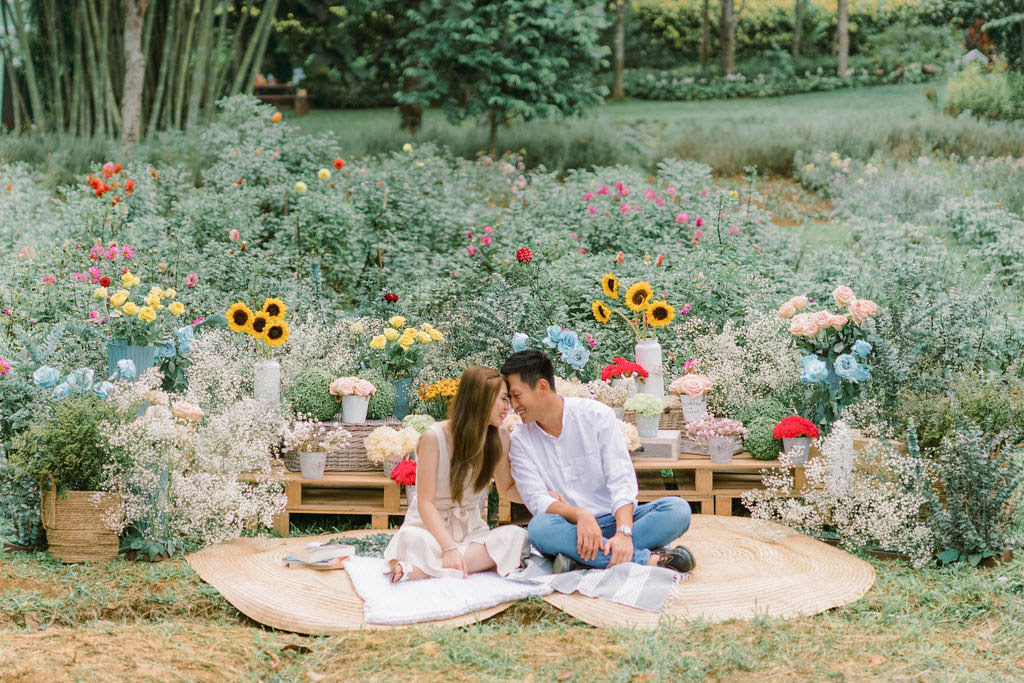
{"left": 848, "top": 299, "right": 877, "bottom": 325}
{"left": 790, "top": 295, "right": 809, "bottom": 310}
{"left": 671, "top": 374, "right": 712, "bottom": 397}
{"left": 778, "top": 301, "right": 797, "bottom": 319}
{"left": 790, "top": 314, "right": 819, "bottom": 337}
{"left": 812, "top": 310, "right": 833, "bottom": 328}
{"left": 832, "top": 286, "right": 856, "bottom": 308}
{"left": 830, "top": 314, "right": 849, "bottom": 330}
{"left": 171, "top": 400, "right": 204, "bottom": 421}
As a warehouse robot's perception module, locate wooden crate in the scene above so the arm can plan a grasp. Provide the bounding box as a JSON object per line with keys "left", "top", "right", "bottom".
{"left": 270, "top": 470, "right": 405, "bottom": 535}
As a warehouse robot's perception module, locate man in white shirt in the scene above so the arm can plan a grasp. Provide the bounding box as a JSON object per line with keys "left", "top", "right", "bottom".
{"left": 500, "top": 350, "right": 694, "bottom": 573}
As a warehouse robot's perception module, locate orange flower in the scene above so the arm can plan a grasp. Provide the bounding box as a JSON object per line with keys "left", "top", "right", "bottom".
{"left": 271, "top": 112, "right": 282, "bottom": 123}
{"left": 333, "top": 158, "right": 345, "bottom": 170}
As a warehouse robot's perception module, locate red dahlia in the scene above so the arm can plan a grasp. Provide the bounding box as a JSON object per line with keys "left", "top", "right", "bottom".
{"left": 100, "top": 277, "right": 111, "bottom": 287}
{"left": 383, "top": 292, "right": 399, "bottom": 303}
{"left": 516, "top": 247, "right": 533, "bottom": 263}
{"left": 772, "top": 416, "right": 820, "bottom": 439}
{"left": 333, "top": 158, "right": 346, "bottom": 170}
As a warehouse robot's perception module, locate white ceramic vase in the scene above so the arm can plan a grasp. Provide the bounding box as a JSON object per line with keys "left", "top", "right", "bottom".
{"left": 634, "top": 340, "right": 664, "bottom": 398}
{"left": 253, "top": 359, "right": 281, "bottom": 408}
{"left": 341, "top": 395, "right": 369, "bottom": 423}
{"left": 635, "top": 413, "right": 660, "bottom": 438}
{"left": 299, "top": 451, "right": 327, "bottom": 480}
{"left": 783, "top": 437, "right": 812, "bottom": 465}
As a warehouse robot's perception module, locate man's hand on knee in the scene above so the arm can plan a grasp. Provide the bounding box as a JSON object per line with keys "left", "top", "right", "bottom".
{"left": 575, "top": 509, "right": 603, "bottom": 561}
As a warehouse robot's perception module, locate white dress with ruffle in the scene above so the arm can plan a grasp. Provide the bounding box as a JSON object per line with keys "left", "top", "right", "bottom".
{"left": 383, "top": 422, "right": 529, "bottom": 578}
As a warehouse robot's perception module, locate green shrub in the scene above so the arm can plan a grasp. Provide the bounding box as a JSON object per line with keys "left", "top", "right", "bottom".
{"left": 744, "top": 417, "right": 781, "bottom": 461}
{"left": 10, "top": 394, "right": 121, "bottom": 492}
{"left": 286, "top": 368, "right": 338, "bottom": 422}
{"left": 942, "top": 63, "right": 1024, "bottom": 122}
{"left": 739, "top": 398, "right": 790, "bottom": 428}
{"left": 362, "top": 370, "right": 396, "bottom": 419}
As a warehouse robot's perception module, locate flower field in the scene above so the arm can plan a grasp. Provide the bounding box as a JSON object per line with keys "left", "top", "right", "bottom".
{"left": 1, "top": 91, "right": 1024, "bottom": 676}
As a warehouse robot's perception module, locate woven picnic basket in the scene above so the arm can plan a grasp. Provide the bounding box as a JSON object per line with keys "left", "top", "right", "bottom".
{"left": 281, "top": 417, "right": 401, "bottom": 472}
{"left": 40, "top": 477, "right": 121, "bottom": 563}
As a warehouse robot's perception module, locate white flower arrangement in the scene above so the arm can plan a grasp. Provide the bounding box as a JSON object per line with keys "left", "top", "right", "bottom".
{"left": 683, "top": 413, "right": 748, "bottom": 443}
{"left": 280, "top": 417, "right": 352, "bottom": 453}
{"left": 555, "top": 376, "right": 592, "bottom": 398}
{"left": 624, "top": 393, "right": 665, "bottom": 417}
{"left": 618, "top": 420, "right": 641, "bottom": 452}
{"left": 588, "top": 376, "right": 636, "bottom": 407}
{"left": 363, "top": 425, "right": 420, "bottom": 465}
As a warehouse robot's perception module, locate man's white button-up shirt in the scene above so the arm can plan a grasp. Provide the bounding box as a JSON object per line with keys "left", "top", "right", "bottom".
{"left": 509, "top": 396, "right": 639, "bottom": 517}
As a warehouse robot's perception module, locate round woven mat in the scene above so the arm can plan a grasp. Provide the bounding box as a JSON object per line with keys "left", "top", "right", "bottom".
{"left": 186, "top": 529, "right": 514, "bottom": 633}
{"left": 543, "top": 514, "right": 876, "bottom": 629}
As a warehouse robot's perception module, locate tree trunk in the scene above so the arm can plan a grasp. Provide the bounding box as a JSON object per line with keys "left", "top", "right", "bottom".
{"left": 611, "top": 0, "right": 626, "bottom": 99}
{"left": 9, "top": 0, "right": 46, "bottom": 130}
{"left": 792, "top": 0, "right": 804, "bottom": 57}
{"left": 121, "top": 0, "right": 150, "bottom": 145}
{"left": 837, "top": 0, "right": 849, "bottom": 77}
{"left": 719, "top": 0, "right": 735, "bottom": 75}
{"left": 700, "top": 0, "right": 710, "bottom": 67}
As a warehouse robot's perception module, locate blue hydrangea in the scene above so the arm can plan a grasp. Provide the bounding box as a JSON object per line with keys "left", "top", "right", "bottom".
{"left": 834, "top": 354, "right": 863, "bottom": 382}
{"left": 512, "top": 332, "right": 529, "bottom": 352}
{"left": 800, "top": 355, "right": 828, "bottom": 384}
{"left": 33, "top": 365, "right": 60, "bottom": 388}
{"left": 852, "top": 339, "right": 872, "bottom": 358}
{"left": 94, "top": 381, "right": 115, "bottom": 399}
{"left": 557, "top": 330, "right": 579, "bottom": 355}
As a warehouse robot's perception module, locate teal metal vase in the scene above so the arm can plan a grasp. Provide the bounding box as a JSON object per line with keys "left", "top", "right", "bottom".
{"left": 392, "top": 376, "right": 414, "bottom": 420}
{"left": 107, "top": 341, "right": 159, "bottom": 379}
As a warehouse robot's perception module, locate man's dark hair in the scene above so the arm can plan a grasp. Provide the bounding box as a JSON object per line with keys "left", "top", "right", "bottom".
{"left": 500, "top": 350, "right": 556, "bottom": 391}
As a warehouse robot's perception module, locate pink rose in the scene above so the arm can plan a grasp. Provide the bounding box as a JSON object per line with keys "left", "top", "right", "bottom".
{"left": 229, "top": 229, "right": 240, "bottom": 241}
{"left": 670, "top": 374, "right": 712, "bottom": 397}
{"left": 330, "top": 377, "right": 356, "bottom": 396}
{"left": 620, "top": 204, "right": 630, "bottom": 214}
{"left": 830, "top": 314, "right": 849, "bottom": 330}
{"left": 790, "top": 295, "right": 809, "bottom": 310}
{"left": 667, "top": 186, "right": 677, "bottom": 196}
{"left": 481, "top": 236, "right": 492, "bottom": 246}
{"left": 848, "top": 299, "right": 877, "bottom": 325}
{"left": 467, "top": 245, "right": 476, "bottom": 255}
{"left": 812, "top": 310, "right": 833, "bottom": 328}
{"left": 789, "top": 314, "right": 819, "bottom": 338}
{"left": 596, "top": 185, "right": 609, "bottom": 195}
{"left": 171, "top": 400, "right": 204, "bottom": 421}
{"left": 832, "top": 285, "right": 855, "bottom": 308}
{"left": 778, "top": 301, "right": 797, "bottom": 319}
{"left": 587, "top": 204, "right": 597, "bottom": 215}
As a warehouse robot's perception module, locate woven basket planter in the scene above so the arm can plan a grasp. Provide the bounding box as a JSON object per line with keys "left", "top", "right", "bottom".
{"left": 623, "top": 408, "right": 683, "bottom": 431}
{"left": 40, "top": 486, "right": 121, "bottom": 563}
{"left": 282, "top": 417, "right": 401, "bottom": 473}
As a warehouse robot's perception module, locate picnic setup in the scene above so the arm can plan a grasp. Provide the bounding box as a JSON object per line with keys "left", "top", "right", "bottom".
{"left": 2, "top": 0, "right": 1024, "bottom": 678}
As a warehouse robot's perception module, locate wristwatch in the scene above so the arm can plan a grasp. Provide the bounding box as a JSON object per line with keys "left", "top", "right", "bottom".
{"left": 616, "top": 525, "right": 633, "bottom": 537}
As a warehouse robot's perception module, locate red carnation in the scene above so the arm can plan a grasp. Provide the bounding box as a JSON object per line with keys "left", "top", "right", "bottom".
{"left": 612, "top": 357, "right": 649, "bottom": 379}
{"left": 516, "top": 247, "right": 533, "bottom": 263}
{"left": 124, "top": 180, "right": 135, "bottom": 193}
{"left": 333, "top": 158, "right": 345, "bottom": 170}
{"left": 113, "top": 163, "right": 122, "bottom": 174}
{"left": 383, "top": 292, "right": 399, "bottom": 303}
{"left": 772, "top": 416, "right": 820, "bottom": 439}
{"left": 100, "top": 277, "right": 111, "bottom": 287}
{"left": 390, "top": 459, "right": 416, "bottom": 486}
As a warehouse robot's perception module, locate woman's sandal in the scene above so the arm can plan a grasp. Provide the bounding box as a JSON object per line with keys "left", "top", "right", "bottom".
{"left": 389, "top": 561, "right": 413, "bottom": 583}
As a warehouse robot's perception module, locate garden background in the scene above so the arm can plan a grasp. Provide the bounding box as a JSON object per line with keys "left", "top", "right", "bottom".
{"left": 2, "top": 0, "right": 1024, "bottom": 679}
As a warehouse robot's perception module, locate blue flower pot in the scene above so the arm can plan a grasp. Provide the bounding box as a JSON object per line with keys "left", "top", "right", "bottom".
{"left": 107, "top": 341, "right": 159, "bottom": 380}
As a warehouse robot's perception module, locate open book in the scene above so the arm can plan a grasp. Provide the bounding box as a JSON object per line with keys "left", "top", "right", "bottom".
{"left": 284, "top": 542, "right": 356, "bottom": 570}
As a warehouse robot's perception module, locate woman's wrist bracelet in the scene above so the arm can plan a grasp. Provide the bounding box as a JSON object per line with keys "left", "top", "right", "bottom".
{"left": 441, "top": 544, "right": 457, "bottom": 553}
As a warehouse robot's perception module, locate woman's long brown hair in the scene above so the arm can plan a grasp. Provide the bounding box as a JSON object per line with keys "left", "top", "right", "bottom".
{"left": 448, "top": 365, "right": 503, "bottom": 504}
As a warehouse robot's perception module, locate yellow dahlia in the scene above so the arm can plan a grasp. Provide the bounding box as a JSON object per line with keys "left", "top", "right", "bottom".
{"left": 624, "top": 281, "right": 654, "bottom": 312}
{"left": 601, "top": 273, "right": 619, "bottom": 299}
{"left": 226, "top": 302, "right": 254, "bottom": 333}
{"left": 592, "top": 301, "right": 611, "bottom": 324}
{"left": 646, "top": 300, "right": 675, "bottom": 327}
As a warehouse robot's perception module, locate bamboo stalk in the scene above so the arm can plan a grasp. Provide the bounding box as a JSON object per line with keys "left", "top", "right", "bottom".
{"left": 96, "top": 0, "right": 123, "bottom": 133}
{"left": 79, "top": 0, "right": 105, "bottom": 136}
{"left": 229, "top": 2, "right": 266, "bottom": 95}
{"left": 172, "top": 0, "right": 198, "bottom": 130}
{"left": 186, "top": 0, "right": 215, "bottom": 128}
{"left": 138, "top": 0, "right": 157, "bottom": 136}
{"left": 148, "top": 0, "right": 177, "bottom": 133}
{"left": 9, "top": 0, "right": 47, "bottom": 130}
{"left": 244, "top": 0, "right": 277, "bottom": 95}
{"left": 202, "top": 1, "right": 234, "bottom": 121}
{"left": 41, "top": 0, "right": 65, "bottom": 130}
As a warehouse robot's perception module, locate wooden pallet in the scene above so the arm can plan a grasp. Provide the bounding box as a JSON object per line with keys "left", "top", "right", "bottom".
{"left": 268, "top": 470, "right": 404, "bottom": 535}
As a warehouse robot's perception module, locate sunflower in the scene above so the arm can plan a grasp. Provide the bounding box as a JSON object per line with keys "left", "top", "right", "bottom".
{"left": 592, "top": 301, "right": 611, "bottom": 324}
{"left": 601, "top": 273, "right": 620, "bottom": 299}
{"left": 226, "top": 302, "right": 254, "bottom": 333}
{"left": 262, "top": 297, "right": 287, "bottom": 320}
{"left": 624, "top": 281, "right": 654, "bottom": 312}
{"left": 249, "top": 312, "right": 270, "bottom": 338}
{"left": 646, "top": 300, "right": 675, "bottom": 327}
{"left": 262, "top": 320, "right": 290, "bottom": 347}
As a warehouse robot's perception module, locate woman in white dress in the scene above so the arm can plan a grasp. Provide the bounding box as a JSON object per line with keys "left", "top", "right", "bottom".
{"left": 383, "top": 365, "right": 529, "bottom": 582}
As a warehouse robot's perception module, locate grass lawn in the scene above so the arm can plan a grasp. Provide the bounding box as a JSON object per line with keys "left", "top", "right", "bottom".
{"left": 2, "top": 541, "right": 1023, "bottom": 680}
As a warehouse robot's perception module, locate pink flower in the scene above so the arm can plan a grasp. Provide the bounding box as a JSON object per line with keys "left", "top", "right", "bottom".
{"left": 584, "top": 333, "right": 597, "bottom": 348}
{"left": 615, "top": 251, "right": 624, "bottom": 264}
{"left": 789, "top": 314, "right": 820, "bottom": 337}
{"left": 812, "top": 310, "right": 833, "bottom": 328}
{"left": 620, "top": 188, "right": 629, "bottom": 197}
{"left": 467, "top": 245, "right": 477, "bottom": 255}
{"left": 644, "top": 189, "right": 654, "bottom": 199}
{"left": 790, "top": 295, "right": 809, "bottom": 310}
{"left": 583, "top": 191, "right": 594, "bottom": 201}
{"left": 620, "top": 204, "right": 630, "bottom": 214}
{"left": 692, "top": 229, "right": 704, "bottom": 242}
{"left": 483, "top": 225, "right": 493, "bottom": 234}
{"left": 481, "top": 236, "right": 493, "bottom": 246}
{"left": 700, "top": 189, "right": 708, "bottom": 197}
{"left": 466, "top": 231, "right": 473, "bottom": 239}
{"left": 229, "top": 229, "right": 240, "bottom": 241}
{"left": 102, "top": 161, "right": 115, "bottom": 173}
{"left": 778, "top": 301, "right": 797, "bottom": 319}
{"left": 655, "top": 196, "right": 665, "bottom": 207}
{"left": 669, "top": 374, "right": 713, "bottom": 397}
{"left": 578, "top": 247, "right": 586, "bottom": 254}
{"left": 848, "top": 299, "right": 878, "bottom": 325}
{"left": 121, "top": 245, "right": 134, "bottom": 260}
{"left": 89, "top": 245, "right": 105, "bottom": 260}
{"left": 41, "top": 273, "right": 56, "bottom": 285}
{"left": 192, "top": 317, "right": 205, "bottom": 325}
{"left": 184, "top": 273, "right": 199, "bottom": 287}
{"left": 675, "top": 212, "right": 689, "bottom": 224}
{"left": 695, "top": 217, "right": 704, "bottom": 227}
{"left": 88, "top": 310, "right": 99, "bottom": 319}
{"left": 830, "top": 314, "right": 849, "bottom": 330}
{"left": 71, "top": 272, "right": 87, "bottom": 282}
{"left": 1, "top": 308, "right": 10, "bottom": 316}
{"left": 729, "top": 226, "right": 740, "bottom": 235}
{"left": 832, "top": 285, "right": 856, "bottom": 308}
{"left": 597, "top": 185, "right": 609, "bottom": 195}
{"left": 587, "top": 204, "right": 597, "bottom": 215}
{"left": 614, "top": 181, "right": 623, "bottom": 190}
{"left": 667, "top": 186, "right": 677, "bottom": 196}
{"left": 0, "top": 358, "right": 10, "bottom": 376}
{"left": 105, "top": 246, "right": 118, "bottom": 260}
{"left": 679, "top": 304, "right": 692, "bottom": 315}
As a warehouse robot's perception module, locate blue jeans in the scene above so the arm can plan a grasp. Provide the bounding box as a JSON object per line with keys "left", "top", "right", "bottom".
{"left": 527, "top": 497, "right": 691, "bottom": 568}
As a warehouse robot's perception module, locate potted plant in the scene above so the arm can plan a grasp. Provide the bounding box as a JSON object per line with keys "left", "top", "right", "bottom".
{"left": 669, "top": 373, "right": 713, "bottom": 422}
{"left": 360, "top": 315, "right": 444, "bottom": 419}
{"left": 624, "top": 393, "right": 665, "bottom": 438}
{"left": 225, "top": 297, "right": 290, "bottom": 408}
{"left": 772, "top": 416, "right": 820, "bottom": 465}
{"left": 363, "top": 425, "right": 420, "bottom": 473}
{"left": 9, "top": 392, "right": 124, "bottom": 563}
{"left": 280, "top": 419, "right": 352, "bottom": 480}
{"left": 513, "top": 325, "right": 593, "bottom": 381}
{"left": 591, "top": 274, "right": 686, "bottom": 398}
{"left": 589, "top": 374, "right": 637, "bottom": 419}
{"left": 683, "top": 413, "right": 749, "bottom": 463}
{"left": 286, "top": 368, "right": 338, "bottom": 422}
{"left": 417, "top": 378, "right": 460, "bottom": 419}
{"left": 330, "top": 376, "right": 377, "bottom": 424}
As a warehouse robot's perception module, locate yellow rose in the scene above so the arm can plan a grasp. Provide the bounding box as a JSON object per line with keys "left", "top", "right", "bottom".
{"left": 123, "top": 302, "right": 139, "bottom": 315}
{"left": 144, "top": 294, "right": 164, "bottom": 310}
{"left": 148, "top": 286, "right": 164, "bottom": 298}
{"left": 93, "top": 286, "right": 109, "bottom": 299}
{"left": 138, "top": 306, "right": 157, "bottom": 323}
{"left": 163, "top": 288, "right": 177, "bottom": 299}
{"left": 121, "top": 270, "right": 134, "bottom": 285}
{"left": 294, "top": 181, "right": 307, "bottom": 194}
{"left": 383, "top": 327, "right": 400, "bottom": 341}
{"left": 317, "top": 168, "right": 331, "bottom": 180}
{"left": 168, "top": 301, "right": 185, "bottom": 316}
{"left": 389, "top": 315, "right": 406, "bottom": 328}
{"left": 402, "top": 143, "right": 412, "bottom": 152}
{"left": 369, "top": 335, "right": 387, "bottom": 350}
{"left": 109, "top": 289, "right": 130, "bottom": 307}
{"left": 728, "top": 190, "right": 739, "bottom": 199}
{"left": 417, "top": 332, "right": 431, "bottom": 344}
{"left": 429, "top": 329, "right": 443, "bottom": 341}
{"left": 398, "top": 336, "right": 415, "bottom": 350}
